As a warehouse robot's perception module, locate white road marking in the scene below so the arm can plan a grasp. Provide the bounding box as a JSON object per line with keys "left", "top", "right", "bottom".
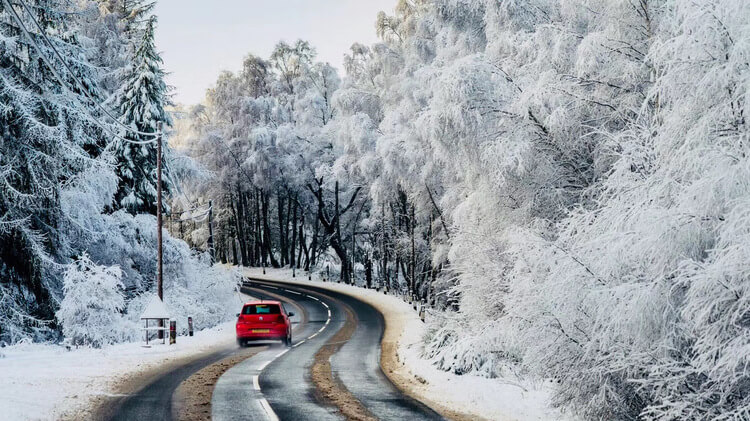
{"left": 258, "top": 360, "right": 271, "bottom": 371}
{"left": 259, "top": 398, "right": 280, "bottom": 421}
{"left": 240, "top": 284, "right": 337, "bottom": 421}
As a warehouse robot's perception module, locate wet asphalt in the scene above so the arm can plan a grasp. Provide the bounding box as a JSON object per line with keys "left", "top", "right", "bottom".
{"left": 103, "top": 346, "right": 237, "bottom": 421}
{"left": 103, "top": 278, "right": 443, "bottom": 421}
{"left": 237, "top": 279, "right": 444, "bottom": 421}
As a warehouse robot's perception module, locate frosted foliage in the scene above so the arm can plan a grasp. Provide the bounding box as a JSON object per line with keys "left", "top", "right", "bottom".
{"left": 167, "top": 0, "right": 750, "bottom": 419}
{"left": 0, "top": 0, "right": 106, "bottom": 343}
{"left": 111, "top": 15, "right": 172, "bottom": 215}
{"left": 331, "top": 0, "right": 750, "bottom": 419}
{"left": 503, "top": 1, "right": 750, "bottom": 419}
{"left": 56, "top": 254, "right": 129, "bottom": 348}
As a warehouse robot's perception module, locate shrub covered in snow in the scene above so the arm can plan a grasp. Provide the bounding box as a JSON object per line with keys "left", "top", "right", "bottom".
{"left": 56, "top": 254, "right": 130, "bottom": 348}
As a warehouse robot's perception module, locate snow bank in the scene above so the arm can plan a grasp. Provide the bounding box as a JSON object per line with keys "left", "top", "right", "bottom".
{"left": 0, "top": 290, "right": 250, "bottom": 421}
{"left": 245, "top": 268, "right": 573, "bottom": 421}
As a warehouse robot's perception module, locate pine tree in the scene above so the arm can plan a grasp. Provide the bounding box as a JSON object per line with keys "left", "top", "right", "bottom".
{"left": 111, "top": 15, "right": 172, "bottom": 215}
{"left": 0, "top": 0, "right": 104, "bottom": 343}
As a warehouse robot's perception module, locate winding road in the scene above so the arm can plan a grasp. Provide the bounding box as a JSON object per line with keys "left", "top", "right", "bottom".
{"left": 99, "top": 277, "right": 443, "bottom": 421}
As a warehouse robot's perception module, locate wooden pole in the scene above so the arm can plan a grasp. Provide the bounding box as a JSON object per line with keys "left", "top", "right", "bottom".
{"left": 156, "top": 122, "right": 164, "bottom": 301}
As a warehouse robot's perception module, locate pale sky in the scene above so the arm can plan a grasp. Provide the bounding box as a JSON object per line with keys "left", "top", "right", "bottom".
{"left": 154, "top": 0, "right": 398, "bottom": 106}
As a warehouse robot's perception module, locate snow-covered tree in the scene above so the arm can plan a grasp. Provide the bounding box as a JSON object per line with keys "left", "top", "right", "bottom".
{"left": 171, "top": 1, "right": 750, "bottom": 419}
{"left": 0, "top": 0, "right": 107, "bottom": 343}
{"left": 56, "top": 254, "right": 127, "bottom": 347}
{"left": 111, "top": 15, "right": 172, "bottom": 215}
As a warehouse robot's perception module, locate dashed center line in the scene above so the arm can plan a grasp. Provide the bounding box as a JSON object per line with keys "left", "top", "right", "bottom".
{"left": 247, "top": 285, "right": 334, "bottom": 420}
{"left": 259, "top": 398, "right": 280, "bottom": 421}
{"left": 258, "top": 360, "right": 272, "bottom": 371}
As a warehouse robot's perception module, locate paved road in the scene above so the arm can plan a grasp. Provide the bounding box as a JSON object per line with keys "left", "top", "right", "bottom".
{"left": 102, "top": 346, "right": 240, "bottom": 421}
{"left": 102, "top": 278, "right": 443, "bottom": 421}
{"left": 212, "top": 279, "right": 443, "bottom": 421}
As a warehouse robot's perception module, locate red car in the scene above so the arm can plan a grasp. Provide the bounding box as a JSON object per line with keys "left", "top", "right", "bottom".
{"left": 236, "top": 300, "right": 294, "bottom": 347}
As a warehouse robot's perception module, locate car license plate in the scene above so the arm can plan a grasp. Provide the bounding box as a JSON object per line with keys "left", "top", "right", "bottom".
{"left": 252, "top": 329, "right": 269, "bottom": 333}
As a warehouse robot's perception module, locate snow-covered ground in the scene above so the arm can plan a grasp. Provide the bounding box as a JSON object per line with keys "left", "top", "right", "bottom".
{"left": 0, "top": 294, "right": 249, "bottom": 421}
{"left": 244, "top": 267, "right": 573, "bottom": 421}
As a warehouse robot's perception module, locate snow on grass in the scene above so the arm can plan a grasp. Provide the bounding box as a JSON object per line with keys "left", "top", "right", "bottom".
{"left": 244, "top": 267, "right": 574, "bottom": 421}
{"left": 1, "top": 291, "right": 251, "bottom": 421}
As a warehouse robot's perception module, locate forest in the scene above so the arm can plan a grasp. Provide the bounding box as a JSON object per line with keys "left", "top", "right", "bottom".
{"left": 2, "top": 0, "right": 749, "bottom": 419}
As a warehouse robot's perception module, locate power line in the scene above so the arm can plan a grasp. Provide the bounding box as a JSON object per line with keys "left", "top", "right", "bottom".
{"left": 2, "top": 0, "right": 158, "bottom": 147}
{"left": 15, "top": 0, "right": 161, "bottom": 138}
{"left": 5, "top": 0, "right": 210, "bottom": 220}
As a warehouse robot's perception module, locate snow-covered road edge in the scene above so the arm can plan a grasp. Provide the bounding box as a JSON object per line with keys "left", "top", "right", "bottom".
{"left": 244, "top": 267, "right": 572, "bottom": 421}
{"left": 0, "top": 285, "right": 251, "bottom": 421}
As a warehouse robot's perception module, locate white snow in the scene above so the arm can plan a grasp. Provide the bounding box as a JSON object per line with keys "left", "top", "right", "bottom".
{"left": 0, "top": 292, "right": 251, "bottom": 421}
{"left": 140, "top": 294, "right": 172, "bottom": 320}
{"left": 244, "top": 267, "right": 574, "bottom": 421}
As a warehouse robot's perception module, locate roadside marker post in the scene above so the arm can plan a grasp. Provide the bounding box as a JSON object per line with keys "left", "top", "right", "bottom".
{"left": 188, "top": 316, "right": 194, "bottom": 336}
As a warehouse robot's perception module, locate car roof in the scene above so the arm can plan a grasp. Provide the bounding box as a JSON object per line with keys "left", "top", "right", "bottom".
{"left": 244, "top": 300, "right": 282, "bottom": 305}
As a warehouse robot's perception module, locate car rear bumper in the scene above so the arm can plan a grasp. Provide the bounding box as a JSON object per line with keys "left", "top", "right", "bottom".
{"left": 236, "top": 324, "right": 287, "bottom": 340}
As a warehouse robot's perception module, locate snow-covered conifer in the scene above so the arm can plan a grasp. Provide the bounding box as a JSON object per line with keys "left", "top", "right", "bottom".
{"left": 0, "top": 0, "right": 106, "bottom": 342}
{"left": 111, "top": 15, "right": 172, "bottom": 215}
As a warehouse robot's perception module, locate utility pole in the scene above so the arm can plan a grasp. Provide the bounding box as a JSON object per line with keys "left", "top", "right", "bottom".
{"left": 156, "top": 122, "right": 164, "bottom": 340}
{"left": 156, "top": 121, "right": 164, "bottom": 301}
{"left": 208, "top": 200, "right": 215, "bottom": 265}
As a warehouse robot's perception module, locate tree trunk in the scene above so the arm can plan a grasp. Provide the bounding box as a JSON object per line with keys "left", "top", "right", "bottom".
{"left": 334, "top": 181, "right": 349, "bottom": 284}
{"left": 277, "top": 191, "right": 286, "bottom": 266}
{"left": 243, "top": 191, "right": 254, "bottom": 265}
{"left": 310, "top": 206, "right": 320, "bottom": 266}
{"left": 286, "top": 194, "right": 293, "bottom": 265}
{"left": 291, "top": 197, "right": 298, "bottom": 268}
{"left": 365, "top": 257, "right": 372, "bottom": 289}
{"left": 410, "top": 204, "right": 416, "bottom": 297}
{"left": 254, "top": 189, "right": 262, "bottom": 267}
{"left": 230, "top": 193, "right": 248, "bottom": 266}
{"left": 232, "top": 236, "right": 238, "bottom": 264}
{"left": 381, "top": 203, "right": 388, "bottom": 290}
{"left": 262, "top": 192, "right": 280, "bottom": 268}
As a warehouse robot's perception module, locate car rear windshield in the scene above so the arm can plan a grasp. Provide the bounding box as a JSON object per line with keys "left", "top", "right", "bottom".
{"left": 242, "top": 304, "right": 281, "bottom": 315}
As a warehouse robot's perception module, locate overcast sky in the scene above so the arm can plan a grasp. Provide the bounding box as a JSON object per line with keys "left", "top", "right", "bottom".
{"left": 153, "top": 0, "right": 397, "bottom": 106}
